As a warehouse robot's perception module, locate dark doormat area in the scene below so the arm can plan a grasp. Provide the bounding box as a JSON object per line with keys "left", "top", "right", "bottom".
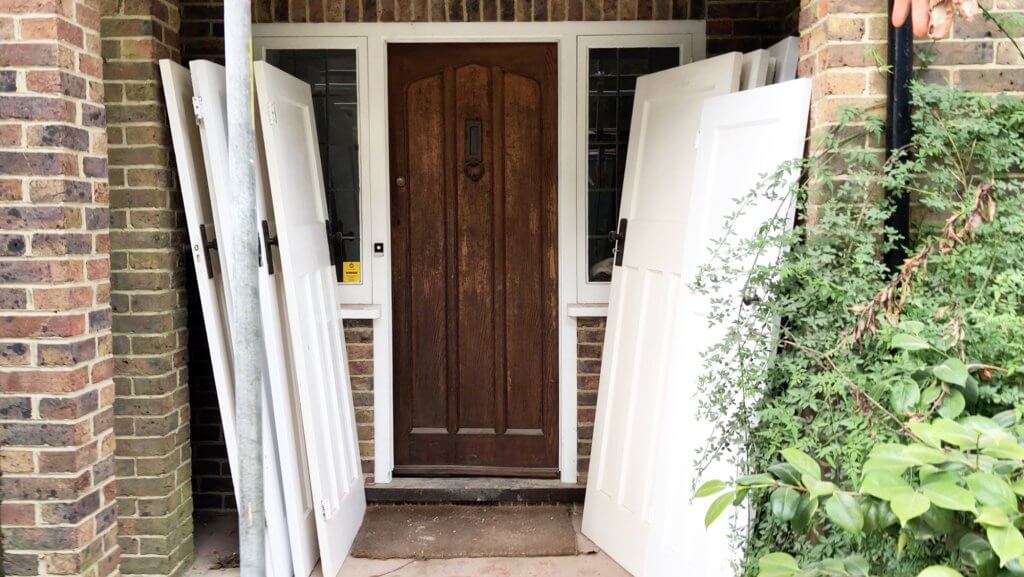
{"left": 350, "top": 504, "right": 579, "bottom": 559}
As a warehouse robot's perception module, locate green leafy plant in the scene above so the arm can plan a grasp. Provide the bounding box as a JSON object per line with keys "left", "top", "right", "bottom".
{"left": 691, "top": 83, "right": 1024, "bottom": 577}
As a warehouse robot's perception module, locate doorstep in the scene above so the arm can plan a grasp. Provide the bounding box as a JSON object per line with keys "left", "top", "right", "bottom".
{"left": 365, "top": 477, "right": 586, "bottom": 504}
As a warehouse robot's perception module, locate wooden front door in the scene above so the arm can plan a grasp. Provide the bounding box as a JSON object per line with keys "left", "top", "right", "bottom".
{"left": 389, "top": 43, "right": 559, "bottom": 476}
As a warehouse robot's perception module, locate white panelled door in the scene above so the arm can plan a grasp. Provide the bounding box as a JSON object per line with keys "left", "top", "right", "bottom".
{"left": 254, "top": 61, "right": 366, "bottom": 577}
{"left": 159, "top": 59, "right": 236, "bottom": 485}
{"left": 741, "top": 48, "right": 771, "bottom": 89}
{"left": 255, "top": 107, "right": 320, "bottom": 577}
{"left": 190, "top": 59, "right": 316, "bottom": 577}
{"left": 581, "top": 52, "right": 742, "bottom": 576}
{"left": 643, "top": 79, "right": 812, "bottom": 577}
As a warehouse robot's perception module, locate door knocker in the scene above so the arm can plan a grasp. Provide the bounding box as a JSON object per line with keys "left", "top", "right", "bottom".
{"left": 464, "top": 118, "right": 484, "bottom": 182}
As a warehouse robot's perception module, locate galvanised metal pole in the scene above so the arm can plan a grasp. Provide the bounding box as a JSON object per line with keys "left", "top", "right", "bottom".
{"left": 224, "top": 0, "right": 265, "bottom": 573}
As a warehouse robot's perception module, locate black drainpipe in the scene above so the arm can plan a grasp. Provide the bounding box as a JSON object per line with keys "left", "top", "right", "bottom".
{"left": 884, "top": 4, "right": 914, "bottom": 270}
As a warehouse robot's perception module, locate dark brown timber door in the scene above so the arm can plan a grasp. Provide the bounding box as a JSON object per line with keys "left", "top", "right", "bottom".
{"left": 389, "top": 43, "right": 559, "bottom": 477}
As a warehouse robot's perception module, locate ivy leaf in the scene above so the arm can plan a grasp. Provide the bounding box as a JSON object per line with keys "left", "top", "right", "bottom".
{"left": 922, "top": 481, "right": 977, "bottom": 512}
{"left": 781, "top": 448, "right": 821, "bottom": 481}
{"left": 863, "top": 444, "right": 919, "bottom": 475}
{"left": 861, "top": 471, "right": 912, "bottom": 501}
{"left": 893, "top": 333, "right": 931, "bottom": 351}
{"left": 986, "top": 525, "right": 1024, "bottom": 567}
{"left": 737, "top": 474, "right": 776, "bottom": 487}
{"left": 770, "top": 487, "right": 801, "bottom": 521}
{"left": 916, "top": 566, "right": 964, "bottom": 577}
{"left": 844, "top": 555, "right": 870, "bottom": 576}
{"left": 932, "top": 419, "right": 979, "bottom": 448}
{"left": 825, "top": 493, "right": 864, "bottom": 534}
{"left": 695, "top": 479, "right": 730, "bottom": 498}
{"left": 960, "top": 533, "right": 996, "bottom": 566}
{"left": 976, "top": 507, "right": 1011, "bottom": 528}
{"left": 934, "top": 358, "right": 970, "bottom": 387}
{"left": 758, "top": 552, "right": 800, "bottom": 577}
{"left": 967, "top": 473, "right": 1018, "bottom": 514}
{"left": 981, "top": 438, "right": 1024, "bottom": 461}
{"left": 889, "top": 490, "right": 931, "bottom": 526}
{"left": 704, "top": 490, "right": 736, "bottom": 528}
{"left": 768, "top": 463, "right": 802, "bottom": 486}
{"left": 891, "top": 380, "right": 921, "bottom": 414}
{"left": 938, "top": 390, "right": 966, "bottom": 419}
{"left": 791, "top": 495, "right": 818, "bottom": 532}
{"left": 804, "top": 476, "right": 836, "bottom": 499}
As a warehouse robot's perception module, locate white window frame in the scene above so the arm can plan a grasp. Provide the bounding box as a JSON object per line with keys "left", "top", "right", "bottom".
{"left": 575, "top": 34, "right": 693, "bottom": 304}
{"left": 256, "top": 37, "right": 374, "bottom": 304}
{"left": 253, "top": 21, "right": 706, "bottom": 485}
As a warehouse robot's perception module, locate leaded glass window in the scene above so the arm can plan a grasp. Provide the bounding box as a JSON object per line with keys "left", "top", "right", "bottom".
{"left": 586, "top": 47, "right": 679, "bottom": 282}
{"left": 266, "top": 49, "right": 361, "bottom": 283}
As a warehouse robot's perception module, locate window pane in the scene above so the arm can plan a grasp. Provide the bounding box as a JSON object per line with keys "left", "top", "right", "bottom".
{"left": 266, "top": 48, "right": 362, "bottom": 284}
{"left": 586, "top": 46, "right": 679, "bottom": 283}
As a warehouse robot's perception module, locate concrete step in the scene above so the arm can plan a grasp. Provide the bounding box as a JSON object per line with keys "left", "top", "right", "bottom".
{"left": 365, "top": 477, "right": 586, "bottom": 504}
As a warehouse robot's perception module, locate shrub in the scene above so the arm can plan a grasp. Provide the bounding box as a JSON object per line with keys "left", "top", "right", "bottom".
{"left": 693, "top": 83, "right": 1024, "bottom": 577}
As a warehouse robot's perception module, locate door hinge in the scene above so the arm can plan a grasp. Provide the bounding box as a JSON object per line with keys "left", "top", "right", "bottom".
{"left": 694, "top": 128, "right": 702, "bottom": 149}
{"left": 269, "top": 103, "right": 278, "bottom": 126}
{"left": 191, "top": 96, "right": 204, "bottom": 125}
{"left": 320, "top": 499, "right": 332, "bottom": 520}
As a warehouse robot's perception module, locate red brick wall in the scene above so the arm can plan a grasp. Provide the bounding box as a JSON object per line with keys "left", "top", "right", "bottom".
{"left": 576, "top": 317, "right": 604, "bottom": 483}
{"left": 179, "top": 0, "right": 803, "bottom": 61}
{"left": 0, "top": 0, "right": 120, "bottom": 574}
{"left": 100, "top": 0, "right": 194, "bottom": 573}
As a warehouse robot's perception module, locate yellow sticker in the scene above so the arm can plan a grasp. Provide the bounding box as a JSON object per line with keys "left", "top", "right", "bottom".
{"left": 342, "top": 261, "right": 361, "bottom": 283}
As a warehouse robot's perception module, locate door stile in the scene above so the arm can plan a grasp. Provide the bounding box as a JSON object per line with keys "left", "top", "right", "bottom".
{"left": 491, "top": 65, "right": 507, "bottom": 437}
{"left": 443, "top": 65, "right": 459, "bottom": 439}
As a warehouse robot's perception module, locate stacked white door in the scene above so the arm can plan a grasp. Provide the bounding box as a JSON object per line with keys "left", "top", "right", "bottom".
{"left": 160, "top": 60, "right": 294, "bottom": 577}
{"left": 253, "top": 61, "right": 367, "bottom": 577}
{"left": 741, "top": 48, "right": 771, "bottom": 89}
{"left": 768, "top": 36, "right": 801, "bottom": 83}
{"left": 187, "top": 60, "right": 319, "bottom": 577}
{"left": 643, "top": 79, "right": 813, "bottom": 577}
{"left": 581, "top": 53, "right": 742, "bottom": 576}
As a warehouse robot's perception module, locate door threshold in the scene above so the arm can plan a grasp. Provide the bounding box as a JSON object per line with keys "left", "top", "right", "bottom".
{"left": 366, "top": 477, "right": 585, "bottom": 504}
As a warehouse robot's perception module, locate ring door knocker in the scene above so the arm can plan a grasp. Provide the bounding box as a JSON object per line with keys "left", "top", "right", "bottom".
{"left": 464, "top": 118, "right": 484, "bottom": 182}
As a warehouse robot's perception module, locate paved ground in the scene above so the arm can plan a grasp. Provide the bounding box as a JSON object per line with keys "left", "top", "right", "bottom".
{"left": 189, "top": 507, "right": 630, "bottom": 577}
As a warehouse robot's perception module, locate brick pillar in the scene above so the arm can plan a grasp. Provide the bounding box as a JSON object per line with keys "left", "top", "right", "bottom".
{"left": 100, "top": 0, "right": 192, "bottom": 574}
{"left": 797, "top": 0, "right": 887, "bottom": 137}
{"left": 0, "top": 0, "right": 119, "bottom": 575}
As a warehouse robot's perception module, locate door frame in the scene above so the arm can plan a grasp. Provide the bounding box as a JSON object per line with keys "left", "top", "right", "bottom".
{"left": 253, "top": 21, "right": 706, "bottom": 484}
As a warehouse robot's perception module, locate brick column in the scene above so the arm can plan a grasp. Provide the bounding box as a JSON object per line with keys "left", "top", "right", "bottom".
{"left": 100, "top": 0, "right": 192, "bottom": 575}
{"left": 0, "top": 0, "right": 119, "bottom": 575}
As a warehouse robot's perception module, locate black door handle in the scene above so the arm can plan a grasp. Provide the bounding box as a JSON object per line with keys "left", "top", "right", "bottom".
{"left": 261, "top": 220, "right": 279, "bottom": 275}
{"left": 198, "top": 223, "right": 218, "bottom": 279}
{"left": 609, "top": 218, "right": 628, "bottom": 267}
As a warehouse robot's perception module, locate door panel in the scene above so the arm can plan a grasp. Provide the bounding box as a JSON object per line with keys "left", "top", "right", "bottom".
{"left": 644, "top": 79, "right": 812, "bottom": 577}
{"left": 389, "top": 44, "right": 558, "bottom": 475}
{"left": 580, "top": 53, "right": 743, "bottom": 575}
{"left": 179, "top": 60, "right": 303, "bottom": 577}
{"left": 254, "top": 61, "right": 366, "bottom": 577}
